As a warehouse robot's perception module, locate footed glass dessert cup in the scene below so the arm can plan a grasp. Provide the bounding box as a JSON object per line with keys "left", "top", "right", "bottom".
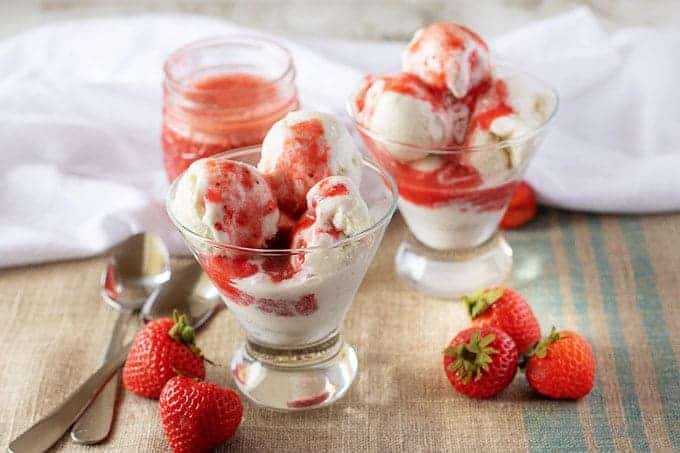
{"left": 167, "top": 147, "right": 397, "bottom": 410}
{"left": 349, "top": 67, "right": 558, "bottom": 299}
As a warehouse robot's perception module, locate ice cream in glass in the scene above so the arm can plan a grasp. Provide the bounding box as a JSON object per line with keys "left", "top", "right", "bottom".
{"left": 162, "top": 37, "right": 299, "bottom": 180}
{"left": 167, "top": 111, "right": 397, "bottom": 410}
{"left": 349, "top": 23, "right": 557, "bottom": 298}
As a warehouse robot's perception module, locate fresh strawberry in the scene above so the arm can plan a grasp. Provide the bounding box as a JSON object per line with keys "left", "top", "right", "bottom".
{"left": 160, "top": 375, "right": 243, "bottom": 453}
{"left": 463, "top": 287, "right": 541, "bottom": 354}
{"left": 123, "top": 311, "right": 206, "bottom": 399}
{"left": 443, "top": 326, "right": 518, "bottom": 398}
{"left": 525, "top": 327, "right": 596, "bottom": 399}
{"left": 500, "top": 181, "right": 537, "bottom": 229}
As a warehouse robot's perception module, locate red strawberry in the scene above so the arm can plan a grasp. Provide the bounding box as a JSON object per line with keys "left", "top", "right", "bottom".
{"left": 525, "top": 327, "right": 596, "bottom": 399}
{"left": 463, "top": 287, "right": 541, "bottom": 354}
{"left": 123, "top": 311, "right": 206, "bottom": 398}
{"left": 160, "top": 375, "right": 243, "bottom": 453}
{"left": 443, "top": 326, "right": 518, "bottom": 399}
{"left": 500, "top": 181, "right": 537, "bottom": 229}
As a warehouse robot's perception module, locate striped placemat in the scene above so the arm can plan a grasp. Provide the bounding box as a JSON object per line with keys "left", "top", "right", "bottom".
{"left": 510, "top": 211, "right": 679, "bottom": 451}
{"left": 0, "top": 209, "right": 677, "bottom": 451}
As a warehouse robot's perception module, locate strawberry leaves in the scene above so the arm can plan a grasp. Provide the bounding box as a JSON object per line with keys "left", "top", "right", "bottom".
{"left": 463, "top": 287, "right": 504, "bottom": 319}
{"left": 168, "top": 310, "right": 203, "bottom": 357}
{"left": 527, "top": 326, "right": 561, "bottom": 358}
{"left": 444, "top": 330, "right": 498, "bottom": 384}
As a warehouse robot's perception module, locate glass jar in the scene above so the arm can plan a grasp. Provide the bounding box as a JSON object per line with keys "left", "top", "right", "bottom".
{"left": 162, "top": 36, "right": 299, "bottom": 180}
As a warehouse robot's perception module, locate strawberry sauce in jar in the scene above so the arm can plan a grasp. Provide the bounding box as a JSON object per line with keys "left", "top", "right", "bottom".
{"left": 162, "top": 37, "right": 299, "bottom": 180}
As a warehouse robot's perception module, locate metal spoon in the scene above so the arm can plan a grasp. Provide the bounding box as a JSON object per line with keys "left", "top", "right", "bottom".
{"left": 71, "top": 232, "right": 170, "bottom": 444}
{"left": 9, "top": 260, "right": 220, "bottom": 453}
{"left": 142, "top": 260, "right": 220, "bottom": 325}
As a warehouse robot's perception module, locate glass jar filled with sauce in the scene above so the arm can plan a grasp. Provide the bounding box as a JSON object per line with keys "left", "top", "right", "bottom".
{"left": 162, "top": 37, "right": 299, "bottom": 180}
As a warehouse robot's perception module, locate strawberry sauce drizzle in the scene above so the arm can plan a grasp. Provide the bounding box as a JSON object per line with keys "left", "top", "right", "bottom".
{"left": 204, "top": 159, "right": 278, "bottom": 249}
{"left": 358, "top": 73, "right": 516, "bottom": 209}
{"left": 291, "top": 213, "right": 315, "bottom": 249}
{"left": 266, "top": 119, "right": 333, "bottom": 216}
{"left": 288, "top": 180, "right": 350, "bottom": 268}
{"left": 261, "top": 256, "right": 298, "bottom": 283}
{"left": 365, "top": 133, "right": 517, "bottom": 209}
{"left": 403, "top": 23, "right": 490, "bottom": 93}
{"left": 286, "top": 390, "right": 330, "bottom": 408}
{"left": 195, "top": 173, "right": 355, "bottom": 315}
{"left": 464, "top": 79, "right": 513, "bottom": 141}
{"left": 198, "top": 178, "right": 353, "bottom": 294}
{"left": 316, "top": 180, "right": 350, "bottom": 199}
{"left": 370, "top": 73, "right": 452, "bottom": 113}
{"left": 200, "top": 252, "right": 318, "bottom": 317}
{"left": 284, "top": 120, "right": 330, "bottom": 176}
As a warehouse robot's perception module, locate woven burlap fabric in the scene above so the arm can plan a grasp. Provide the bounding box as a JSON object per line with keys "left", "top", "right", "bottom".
{"left": 1, "top": 210, "right": 678, "bottom": 452}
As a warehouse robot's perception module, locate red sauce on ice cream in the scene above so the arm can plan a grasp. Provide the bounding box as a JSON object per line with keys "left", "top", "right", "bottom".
{"left": 356, "top": 75, "right": 515, "bottom": 209}
{"left": 263, "top": 119, "right": 334, "bottom": 216}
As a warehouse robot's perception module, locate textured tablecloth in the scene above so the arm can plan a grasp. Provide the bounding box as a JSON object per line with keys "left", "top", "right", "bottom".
{"left": 1, "top": 210, "right": 678, "bottom": 452}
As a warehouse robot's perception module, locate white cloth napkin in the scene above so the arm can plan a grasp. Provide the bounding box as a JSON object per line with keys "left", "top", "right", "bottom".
{"left": 0, "top": 8, "right": 678, "bottom": 268}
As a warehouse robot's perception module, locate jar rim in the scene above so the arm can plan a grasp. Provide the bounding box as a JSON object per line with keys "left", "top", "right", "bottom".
{"left": 163, "top": 35, "right": 296, "bottom": 95}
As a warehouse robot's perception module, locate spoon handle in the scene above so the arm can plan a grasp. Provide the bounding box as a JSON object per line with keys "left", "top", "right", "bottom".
{"left": 9, "top": 342, "right": 131, "bottom": 453}
{"left": 70, "top": 311, "right": 132, "bottom": 444}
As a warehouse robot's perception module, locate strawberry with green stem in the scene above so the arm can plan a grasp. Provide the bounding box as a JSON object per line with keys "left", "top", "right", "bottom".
{"left": 525, "top": 327, "right": 596, "bottom": 399}
{"left": 443, "top": 326, "right": 518, "bottom": 399}
{"left": 463, "top": 287, "right": 541, "bottom": 354}
{"left": 123, "top": 311, "right": 206, "bottom": 399}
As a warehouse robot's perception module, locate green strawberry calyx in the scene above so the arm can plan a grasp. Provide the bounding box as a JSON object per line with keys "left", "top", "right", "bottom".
{"left": 444, "top": 330, "right": 497, "bottom": 384}
{"left": 168, "top": 310, "right": 203, "bottom": 357}
{"left": 527, "top": 326, "right": 561, "bottom": 358}
{"left": 462, "top": 287, "right": 504, "bottom": 319}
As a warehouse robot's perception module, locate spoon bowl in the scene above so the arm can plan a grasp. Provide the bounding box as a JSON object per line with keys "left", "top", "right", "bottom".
{"left": 101, "top": 233, "right": 171, "bottom": 311}
{"left": 142, "top": 260, "right": 221, "bottom": 327}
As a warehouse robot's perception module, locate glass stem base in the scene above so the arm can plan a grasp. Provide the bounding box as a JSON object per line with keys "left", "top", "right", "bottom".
{"left": 395, "top": 232, "right": 513, "bottom": 299}
{"left": 230, "top": 333, "right": 358, "bottom": 411}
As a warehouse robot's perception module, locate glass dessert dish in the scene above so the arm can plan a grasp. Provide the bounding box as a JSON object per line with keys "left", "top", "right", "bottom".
{"left": 349, "top": 66, "right": 557, "bottom": 299}
{"left": 162, "top": 36, "right": 299, "bottom": 180}
{"left": 167, "top": 147, "right": 397, "bottom": 410}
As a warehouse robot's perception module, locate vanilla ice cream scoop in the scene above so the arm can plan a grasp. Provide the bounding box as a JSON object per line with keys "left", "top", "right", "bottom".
{"left": 290, "top": 176, "right": 370, "bottom": 274}
{"left": 465, "top": 75, "right": 551, "bottom": 181}
{"left": 258, "top": 110, "right": 363, "bottom": 216}
{"left": 171, "top": 157, "right": 279, "bottom": 248}
{"left": 354, "top": 73, "right": 469, "bottom": 161}
{"left": 402, "top": 23, "right": 491, "bottom": 99}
